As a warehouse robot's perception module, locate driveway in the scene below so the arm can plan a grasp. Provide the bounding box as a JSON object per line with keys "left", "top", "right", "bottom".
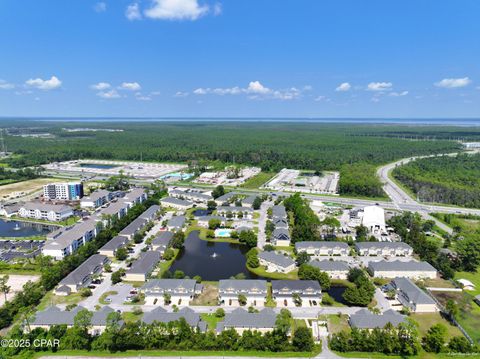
{"left": 257, "top": 200, "right": 273, "bottom": 249}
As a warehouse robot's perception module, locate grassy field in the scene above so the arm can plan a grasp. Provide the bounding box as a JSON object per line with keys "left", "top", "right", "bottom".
{"left": 156, "top": 248, "right": 179, "bottom": 277}
{"left": 37, "top": 290, "right": 83, "bottom": 311}
{"left": 247, "top": 265, "right": 299, "bottom": 280}
{"left": 200, "top": 313, "right": 223, "bottom": 330}
{"left": 0, "top": 177, "right": 64, "bottom": 198}
{"left": 122, "top": 310, "right": 143, "bottom": 323}
{"left": 240, "top": 172, "right": 276, "bottom": 189}
{"left": 410, "top": 312, "right": 462, "bottom": 339}
{"left": 326, "top": 314, "right": 350, "bottom": 334}
{"left": 34, "top": 348, "right": 321, "bottom": 358}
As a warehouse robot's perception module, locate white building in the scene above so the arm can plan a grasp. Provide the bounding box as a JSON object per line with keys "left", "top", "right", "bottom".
{"left": 80, "top": 189, "right": 113, "bottom": 209}
{"left": 355, "top": 242, "right": 413, "bottom": 257}
{"left": 309, "top": 260, "right": 350, "bottom": 279}
{"left": 295, "top": 241, "right": 350, "bottom": 257}
{"left": 43, "top": 182, "right": 83, "bottom": 201}
{"left": 258, "top": 251, "right": 296, "bottom": 273}
{"left": 19, "top": 202, "right": 74, "bottom": 222}
{"left": 368, "top": 260, "right": 437, "bottom": 280}
{"left": 362, "top": 206, "right": 386, "bottom": 234}
{"left": 160, "top": 197, "right": 193, "bottom": 210}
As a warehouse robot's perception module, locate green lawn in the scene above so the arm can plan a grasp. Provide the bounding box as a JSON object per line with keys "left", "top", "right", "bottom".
{"left": 200, "top": 313, "right": 223, "bottom": 331}
{"left": 410, "top": 312, "right": 462, "bottom": 340}
{"left": 37, "top": 291, "right": 83, "bottom": 311}
{"left": 99, "top": 291, "right": 118, "bottom": 305}
{"left": 157, "top": 248, "right": 179, "bottom": 277}
{"left": 247, "top": 265, "right": 299, "bottom": 280}
{"left": 34, "top": 349, "right": 320, "bottom": 358}
{"left": 455, "top": 269, "right": 480, "bottom": 295}
{"left": 122, "top": 311, "right": 143, "bottom": 323}
{"left": 326, "top": 314, "right": 350, "bottom": 334}
{"left": 240, "top": 172, "right": 276, "bottom": 189}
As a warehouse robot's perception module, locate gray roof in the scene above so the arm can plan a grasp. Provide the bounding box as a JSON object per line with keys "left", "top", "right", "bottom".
{"left": 32, "top": 305, "right": 118, "bottom": 327}
{"left": 167, "top": 216, "right": 186, "bottom": 228}
{"left": 215, "top": 192, "right": 237, "bottom": 203}
{"left": 152, "top": 231, "right": 174, "bottom": 247}
{"left": 242, "top": 195, "right": 257, "bottom": 205}
{"left": 271, "top": 280, "right": 322, "bottom": 294}
{"left": 217, "top": 206, "right": 253, "bottom": 213}
{"left": 272, "top": 205, "right": 287, "bottom": 218}
{"left": 43, "top": 218, "right": 99, "bottom": 251}
{"left": 21, "top": 202, "right": 73, "bottom": 213}
{"left": 59, "top": 254, "right": 108, "bottom": 286}
{"left": 221, "top": 308, "right": 277, "bottom": 331}
{"left": 99, "top": 235, "right": 129, "bottom": 252}
{"left": 258, "top": 251, "right": 295, "bottom": 269}
{"left": 124, "top": 188, "right": 146, "bottom": 201}
{"left": 119, "top": 217, "right": 148, "bottom": 236}
{"left": 99, "top": 200, "right": 130, "bottom": 216}
{"left": 127, "top": 251, "right": 161, "bottom": 275}
{"left": 139, "top": 205, "right": 160, "bottom": 220}
{"left": 219, "top": 279, "right": 268, "bottom": 294}
{"left": 355, "top": 242, "right": 412, "bottom": 251}
{"left": 349, "top": 309, "right": 406, "bottom": 329}
{"left": 81, "top": 189, "right": 111, "bottom": 202}
{"left": 272, "top": 228, "right": 290, "bottom": 240}
{"left": 142, "top": 279, "right": 197, "bottom": 295}
{"left": 161, "top": 197, "right": 193, "bottom": 207}
{"left": 198, "top": 215, "right": 227, "bottom": 223}
{"left": 273, "top": 218, "right": 289, "bottom": 227}
{"left": 309, "top": 260, "right": 350, "bottom": 272}
{"left": 368, "top": 260, "right": 437, "bottom": 273}
{"left": 391, "top": 277, "right": 436, "bottom": 306}
{"left": 142, "top": 307, "right": 202, "bottom": 328}
{"left": 171, "top": 189, "right": 212, "bottom": 201}
{"left": 295, "top": 241, "right": 350, "bottom": 251}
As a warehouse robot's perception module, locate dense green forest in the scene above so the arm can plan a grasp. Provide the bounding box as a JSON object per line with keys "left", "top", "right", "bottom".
{"left": 1, "top": 121, "right": 460, "bottom": 172}
{"left": 392, "top": 154, "right": 480, "bottom": 208}
{"left": 338, "top": 163, "right": 385, "bottom": 198}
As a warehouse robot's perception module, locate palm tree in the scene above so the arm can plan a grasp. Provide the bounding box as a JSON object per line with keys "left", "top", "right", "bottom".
{"left": 0, "top": 275, "right": 10, "bottom": 302}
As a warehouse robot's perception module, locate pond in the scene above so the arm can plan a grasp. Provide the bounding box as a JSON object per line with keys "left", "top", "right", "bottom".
{"left": 192, "top": 209, "right": 212, "bottom": 217}
{"left": 79, "top": 163, "right": 118, "bottom": 169}
{"left": 327, "top": 285, "right": 348, "bottom": 305}
{"left": 169, "top": 231, "right": 259, "bottom": 280}
{"left": 0, "top": 219, "right": 55, "bottom": 238}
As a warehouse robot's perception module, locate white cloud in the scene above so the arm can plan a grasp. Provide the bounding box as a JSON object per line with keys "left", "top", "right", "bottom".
{"left": 90, "top": 82, "right": 111, "bottom": 90}
{"left": 0, "top": 79, "right": 14, "bottom": 90}
{"left": 335, "top": 82, "right": 351, "bottom": 92}
{"left": 144, "top": 0, "right": 209, "bottom": 21}
{"left": 213, "top": 2, "right": 222, "bottom": 16}
{"left": 25, "top": 76, "right": 62, "bottom": 90}
{"left": 367, "top": 82, "right": 392, "bottom": 91}
{"left": 193, "top": 81, "right": 303, "bottom": 100}
{"left": 174, "top": 91, "right": 189, "bottom": 97}
{"left": 97, "top": 90, "right": 121, "bottom": 99}
{"left": 94, "top": 2, "right": 107, "bottom": 13}
{"left": 126, "top": 3, "right": 142, "bottom": 20}
{"left": 247, "top": 81, "right": 270, "bottom": 94}
{"left": 314, "top": 95, "right": 326, "bottom": 102}
{"left": 389, "top": 90, "right": 409, "bottom": 97}
{"left": 136, "top": 94, "right": 151, "bottom": 101}
{"left": 434, "top": 77, "right": 471, "bottom": 88}
{"left": 119, "top": 82, "right": 141, "bottom": 91}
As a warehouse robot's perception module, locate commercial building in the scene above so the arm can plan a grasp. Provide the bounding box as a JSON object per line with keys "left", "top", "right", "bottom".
{"left": 18, "top": 202, "right": 74, "bottom": 222}
{"left": 361, "top": 206, "right": 386, "bottom": 234}
{"left": 142, "top": 279, "right": 202, "bottom": 306}
{"left": 55, "top": 254, "right": 109, "bottom": 295}
{"left": 219, "top": 279, "right": 268, "bottom": 307}
{"left": 368, "top": 260, "right": 437, "bottom": 279}
{"left": 271, "top": 280, "right": 322, "bottom": 307}
{"left": 258, "top": 251, "right": 296, "bottom": 273}
{"left": 43, "top": 182, "right": 84, "bottom": 201}
{"left": 124, "top": 251, "right": 162, "bottom": 282}
{"left": 295, "top": 241, "right": 350, "bottom": 257}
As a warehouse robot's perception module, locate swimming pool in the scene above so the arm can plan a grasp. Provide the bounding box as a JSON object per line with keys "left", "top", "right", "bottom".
{"left": 159, "top": 172, "right": 194, "bottom": 181}
{"left": 215, "top": 228, "right": 232, "bottom": 237}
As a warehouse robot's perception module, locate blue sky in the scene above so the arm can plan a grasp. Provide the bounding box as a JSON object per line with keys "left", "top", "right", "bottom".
{"left": 0, "top": 0, "right": 479, "bottom": 118}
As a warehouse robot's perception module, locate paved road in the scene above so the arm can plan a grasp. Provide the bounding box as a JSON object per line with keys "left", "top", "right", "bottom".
{"left": 257, "top": 200, "right": 273, "bottom": 249}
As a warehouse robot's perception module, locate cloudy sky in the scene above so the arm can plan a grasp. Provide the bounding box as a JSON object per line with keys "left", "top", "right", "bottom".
{"left": 0, "top": 0, "right": 479, "bottom": 118}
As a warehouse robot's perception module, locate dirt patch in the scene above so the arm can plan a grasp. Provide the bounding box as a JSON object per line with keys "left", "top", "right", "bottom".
{"left": 0, "top": 274, "right": 40, "bottom": 307}
{"left": 191, "top": 283, "right": 219, "bottom": 306}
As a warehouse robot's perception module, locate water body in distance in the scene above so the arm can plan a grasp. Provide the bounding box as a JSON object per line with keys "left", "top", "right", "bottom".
{"left": 0, "top": 219, "right": 54, "bottom": 238}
